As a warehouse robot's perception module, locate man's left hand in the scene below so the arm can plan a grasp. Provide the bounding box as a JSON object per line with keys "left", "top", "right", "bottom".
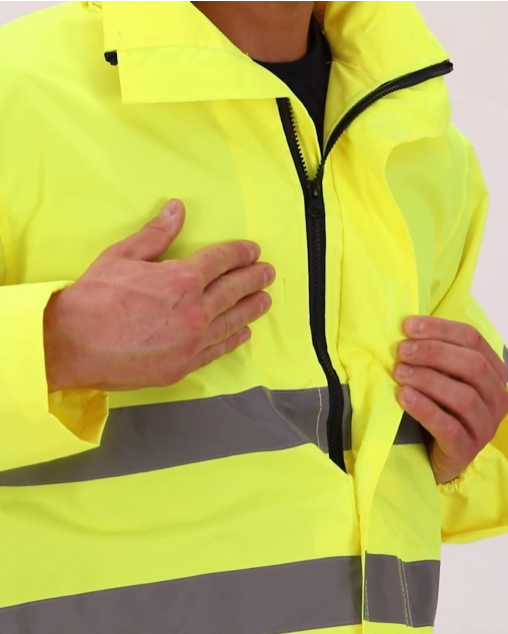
{"left": 394, "top": 316, "right": 508, "bottom": 484}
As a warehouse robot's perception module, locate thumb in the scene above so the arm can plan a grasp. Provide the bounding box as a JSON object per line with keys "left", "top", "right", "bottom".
{"left": 114, "top": 199, "right": 186, "bottom": 261}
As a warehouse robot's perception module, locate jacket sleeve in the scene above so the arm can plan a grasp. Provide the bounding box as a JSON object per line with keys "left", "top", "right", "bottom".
{"left": 0, "top": 227, "right": 109, "bottom": 473}
{"left": 430, "top": 135, "right": 508, "bottom": 544}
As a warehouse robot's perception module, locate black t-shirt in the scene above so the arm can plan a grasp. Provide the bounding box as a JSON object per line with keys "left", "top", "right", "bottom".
{"left": 255, "top": 16, "right": 332, "bottom": 150}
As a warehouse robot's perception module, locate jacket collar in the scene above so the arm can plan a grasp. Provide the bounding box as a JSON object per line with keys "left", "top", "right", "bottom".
{"left": 84, "top": 1, "right": 449, "bottom": 105}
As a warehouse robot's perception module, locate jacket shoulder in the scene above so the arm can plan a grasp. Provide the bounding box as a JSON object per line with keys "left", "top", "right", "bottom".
{"left": 0, "top": 2, "right": 104, "bottom": 98}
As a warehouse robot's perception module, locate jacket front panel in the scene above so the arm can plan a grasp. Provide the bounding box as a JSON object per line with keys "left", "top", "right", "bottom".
{"left": 0, "top": 2, "right": 507, "bottom": 633}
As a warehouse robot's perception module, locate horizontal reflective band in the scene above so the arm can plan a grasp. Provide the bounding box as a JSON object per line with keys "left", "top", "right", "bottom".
{"left": 395, "top": 412, "right": 426, "bottom": 445}
{"left": 341, "top": 384, "right": 353, "bottom": 452}
{"left": 0, "top": 558, "right": 362, "bottom": 634}
{"left": 0, "top": 387, "right": 330, "bottom": 486}
{"left": 342, "top": 406, "right": 424, "bottom": 452}
{"left": 365, "top": 554, "right": 441, "bottom": 627}
{"left": 0, "top": 384, "right": 424, "bottom": 487}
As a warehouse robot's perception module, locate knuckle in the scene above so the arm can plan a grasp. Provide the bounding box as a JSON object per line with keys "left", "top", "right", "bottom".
{"left": 232, "top": 241, "right": 250, "bottom": 262}
{"left": 211, "top": 245, "right": 229, "bottom": 269}
{"left": 221, "top": 310, "right": 236, "bottom": 338}
{"left": 461, "top": 387, "right": 480, "bottom": 411}
{"left": 146, "top": 219, "right": 168, "bottom": 237}
{"left": 221, "top": 278, "right": 237, "bottom": 307}
{"left": 420, "top": 397, "right": 437, "bottom": 421}
{"left": 442, "top": 419, "right": 462, "bottom": 446}
{"left": 426, "top": 340, "right": 443, "bottom": 361}
{"left": 186, "top": 305, "right": 210, "bottom": 333}
{"left": 470, "top": 353, "right": 488, "bottom": 376}
{"left": 227, "top": 333, "right": 242, "bottom": 353}
{"left": 137, "top": 225, "right": 169, "bottom": 252}
{"left": 103, "top": 240, "right": 128, "bottom": 260}
{"left": 174, "top": 266, "right": 203, "bottom": 292}
{"left": 202, "top": 345, "right": 221, "bottom": 368}
{"left": 465, "top": 325, "right": 482, "bottom": 349}
{"left": 414, "top": 341, "right": 431, "bottom": 363}
{"left": 247, "top": 296, "right": 261, "bottom": 319}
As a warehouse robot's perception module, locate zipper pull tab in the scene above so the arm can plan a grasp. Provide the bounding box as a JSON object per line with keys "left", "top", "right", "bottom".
{"left": 306, "top": 181, "right": 324, "bottom": 219}
{"left": 306, "top": 180, "right": 322, "bottom": 200}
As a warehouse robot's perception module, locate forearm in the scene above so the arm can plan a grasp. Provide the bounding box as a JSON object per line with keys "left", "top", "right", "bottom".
{"left": 0, "top": 281, "right": 108, "bottom": 472}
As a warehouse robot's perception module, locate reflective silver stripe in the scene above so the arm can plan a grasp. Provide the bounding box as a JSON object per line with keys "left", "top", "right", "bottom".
{"left": 341, "top": 384, "right": 353, "bottom": 452}
{"left": 0, "top": 554, "right": 442, "bottom": 631}
{"left": 0, "top": 383, "right": 426, "bottom": 487}
{"left": 395, "top": 412, "right": 426, "bottom": 445}
{"left": 0, "top": 387, "right": 328, "bottom": 486}
{"left": 365, "top": 554, "right": 441, "bottom": 627}
{"left": 0, "top": 558, "right": 362, "bottom": 634}
{"left": 503, "top": 345, "right": 508, "bottom": 381}
{"left": 342, "top": 406, "right": 425, "bottom": 452}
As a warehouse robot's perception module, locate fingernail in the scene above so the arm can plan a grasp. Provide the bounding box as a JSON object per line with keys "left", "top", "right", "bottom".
{"left": 399, "top": 342, "right": 417, "bottom": 357}
{"left": 395, "top": 363, "right": 413, "bottom": 379}
{"left": 250, "top": 244, "right": 261, "bottom": 260}
{"left": 400, "top": 388, "right": 415, "bottom": 405}
{"left": 260, "top": 294, "right": 272, "bottom": 311}
{"left": 264, "top": 267, "right": 276, "bottom": 286}
{"left": 162, "top": 199, "right": 180, "bottom": 218}
{"left": 408, "top": 318, "right": 424, "bottom": 334}
{"left": 239, "top": 328, "right": 251, "bottom": 343}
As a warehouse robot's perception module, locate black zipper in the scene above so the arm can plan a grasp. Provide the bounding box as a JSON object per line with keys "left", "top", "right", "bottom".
{"left": 277, "top": 60, "right": 453, "bottom": 471}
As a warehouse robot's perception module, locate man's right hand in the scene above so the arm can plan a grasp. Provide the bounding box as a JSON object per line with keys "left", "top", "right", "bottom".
{"left": 43, "top": 199, "right": 275, "bottom": 393}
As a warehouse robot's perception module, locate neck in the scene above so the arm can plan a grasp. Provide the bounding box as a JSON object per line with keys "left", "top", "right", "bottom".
{"left": 192, "top": 1, "right": 315, "bottom": 62}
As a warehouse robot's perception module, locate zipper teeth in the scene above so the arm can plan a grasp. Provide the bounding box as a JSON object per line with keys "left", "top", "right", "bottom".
{"left": 307, "top": 204, "right": 344, "bottom": 465}
{"left": 316, "top": 60, "right": 454, "bottom": 181}
{"left": 288, "top": 103, "right": 310, "bottom": 181}
{"left": 276, "top": 59, "right": 454, "bottom": 470}
{"left": 310, "top": 225, "right": 342, "bottom": 455}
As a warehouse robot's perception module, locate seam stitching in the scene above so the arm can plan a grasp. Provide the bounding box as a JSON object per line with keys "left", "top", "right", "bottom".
{"left": 399, "top": 559, "right": 413, "bottom": 628}
{"left": 364, "top": 556, "right": 370, "bottom": 622}
{"left": 316, "top": 387, "right": 323, "bottom": 449}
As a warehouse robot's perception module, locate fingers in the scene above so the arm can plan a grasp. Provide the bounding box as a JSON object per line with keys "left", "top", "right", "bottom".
{"left": 394, "top": 364, "right": 492, "bottom": 438}
{"left": 404, "top": 316, "right": 507, "bottom": 384}
{"left": 186, "top": 241, "right": 262, "bottom": 288}
{"left": 397, "top": 338, "right": 504, "bottom": 409}
{"left": 203, "top": 291, "right": 272, "bottom": 347}
{"left": 187, "top": 327, "right": 252, "bottom": 374}
{"left": 204, "top": 262, "right": 276, "bottom": 318}
{"left": 182, "top": 289, "right": 271, "bottom": 377}
{"left": 397, "top": 385, "right": 473, "bottom": 463}
{"left": 111, "top": 200, "right": 186, "bottom": 262}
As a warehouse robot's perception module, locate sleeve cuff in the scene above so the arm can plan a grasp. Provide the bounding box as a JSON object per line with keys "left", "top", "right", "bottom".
{"left": 0, "top": 280, "right": 109, "bottom": 471}
{"left": 438, "top": 460, "right": 476, "bottom": 495}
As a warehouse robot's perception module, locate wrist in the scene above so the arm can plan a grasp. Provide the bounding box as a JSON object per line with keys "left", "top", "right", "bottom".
{"left": 43, "top": 290, "right": 84, "bottom": 392}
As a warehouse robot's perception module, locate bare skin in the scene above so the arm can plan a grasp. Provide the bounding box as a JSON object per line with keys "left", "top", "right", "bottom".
{"left": 44, "top": 200, "right": 275, "bottom": 392}
{"left": 395, "top": 317, "right": 508, "bottom": 483}
{"left": 192, "top": 1, "right": 314, "bottom": 62}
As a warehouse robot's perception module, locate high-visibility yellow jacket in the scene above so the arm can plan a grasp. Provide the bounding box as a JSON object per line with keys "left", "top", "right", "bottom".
{"left": 0, "top": 1, "right": 507, "bottom": 632}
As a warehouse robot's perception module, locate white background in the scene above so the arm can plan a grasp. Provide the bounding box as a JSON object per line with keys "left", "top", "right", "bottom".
{"left": 413, "top": 4, "right": 508, "bottom": 633}
{"left": 1, "top": 2, "right": 507, "bottom": 633}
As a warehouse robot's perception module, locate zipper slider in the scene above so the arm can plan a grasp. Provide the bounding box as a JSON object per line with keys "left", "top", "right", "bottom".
{"left": 307, "top": 180, "right": 322, "bottom": 200}
{"left": 306, "top": 180, "right": 324, "bottom": 219}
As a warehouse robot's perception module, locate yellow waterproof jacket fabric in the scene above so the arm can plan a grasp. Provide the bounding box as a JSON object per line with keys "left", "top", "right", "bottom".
{"left": 0, "top": 2, "right": 507, "bottom": 633}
